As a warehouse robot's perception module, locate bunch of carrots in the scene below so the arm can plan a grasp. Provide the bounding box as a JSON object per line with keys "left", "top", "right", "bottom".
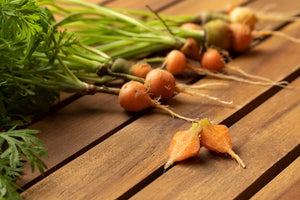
{"left": 46, "top": 1, "right": 300, "bottom": 169}
{"left": 36, "top": 0, "right": 300, "bottom": 169}
{"left": 2, "top": 0, "right": 299, "bottom": 198}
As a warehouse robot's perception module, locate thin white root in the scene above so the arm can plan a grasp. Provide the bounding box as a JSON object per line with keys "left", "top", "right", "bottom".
{"left": 153, "top": 101, "right": 198, "bottom": 123}
{"left": 176, "top": 86, "right": 234, "bottom": 106}
{"left": 226, "top": 65, "right": 289, "bottom": 87}
{"left": 227, "top": 148, "right": 246, "bottom": 169}
{"left": 164, "top": 159, "right": 174, "bottom": 170}
{"left": 191, "top": 67, "right": 288, "bottom": 87}
{"left": 253, "top": 30, "right": 300, "bottom": 43}
{"left": 177, "top": 82, "right": 229, "bottom": 89}
{"left": 256, "top": 12, "right": 300, "bottom": 22}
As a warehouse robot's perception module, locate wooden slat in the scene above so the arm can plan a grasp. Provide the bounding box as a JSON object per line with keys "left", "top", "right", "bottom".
{"left": 161, "top": 0, "right": 245, "bottom": 15}
{"left": 130, "top": 78, "right": 300, "bottom": 200}
{"left": 21, "top": 17, "right": 300, "bottom": 200}
{"left": 251, "top": 157, "right": 300, "bottom": 200}
{"left": 18, "top": 93, "right": 128, "bottom": 186}
{"left": 19, "top": 0, "right": 251, "bottom": 188}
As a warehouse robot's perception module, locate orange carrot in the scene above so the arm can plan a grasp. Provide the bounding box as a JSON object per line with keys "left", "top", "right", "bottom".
{"left": 192, "top": 48, "right": 288, "bottom": 87}
{"left": 164, "top": 123, "right": 202, "bottom": 170}
{"left": 229, "top": 23, "right": 253, "bottom": 53}
{"left": 165, "top": 49, "right": 187, "bottom": 75}
{"left": 144, "top": 68, "right": 176, "bottom": 102}
{"left": 199, "top": 118, "right": 246, "bottom": 168}
{"left": 144, "top": 68, "right": 233, "bottom": 106}
{"left": 180, "top": 38, "right": 202, "bottom": 60}
{"left": 119, "top": 81, "right": 197, "bottom": 122}
{"left": 130, "top": 62, "right": 152, "bottom": 78}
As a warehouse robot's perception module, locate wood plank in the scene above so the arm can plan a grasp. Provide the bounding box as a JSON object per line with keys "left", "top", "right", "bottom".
{"left": 21, "top": 18, "right": 300, "bottom": 199}
{"left": 131, "top": 76, "right": 300, "bottom": 200}
{"left": 18, "top": 93, "right": 129, "bottom": 186}
{"left": 161, "top": 0, "right": 245, "bottom": 15}
{"left": 251, "top": 157, "right": 300, "bottom": 200}
{"left": 19, "top": 0, "right": 252, "bottom": 188}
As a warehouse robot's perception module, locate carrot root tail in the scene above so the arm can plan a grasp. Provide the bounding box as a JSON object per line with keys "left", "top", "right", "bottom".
{"left": 178, "top": 82, "right": 229, "bottom": 89}
{"left": 153, "top": 101, "right": 198, "bottom": 123}
{"left": 226, "top": 65, "right": 289, "bottom": 87}
{"left": 228, "top": 148, "right": 246, "bottom": 169}
{"left": 176, "top": 86, "right": 234, "bottom": 106}
{"left": 253, "top": 30, "right": 300, "bottom": 43}
{"left": 189, "top": 66, "right": 288, "bottom": 87}
{"left": 164, "top": 159, "right": 174, "bottom": 170}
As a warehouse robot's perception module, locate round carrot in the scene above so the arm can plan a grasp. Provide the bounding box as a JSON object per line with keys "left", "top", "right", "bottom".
{"left": 189, "top": 48, "right": 289, "bottom": 87}
{"left": 229, "top": 6, "right": 258, "bottom": 29}
{"left": 200, "top": 48, "right": 225, "bottom": 72}
{"left": 130, "top": 62, "right": 152, "bottom": 78}
{"left": 165, "top": 49, "right": 187, "bottom": 75}
{"left": 119, "top": 81, "right": 155, "bottom": 112}
{"left": 145, "top": 68, "right": 233, "bottom": 106}
{"left": 164, "top": 122, "right": 202, "bottom": 170}
{"left": 119, "top": 81, "right": 197, "bottom": 122}
{"left": 180, "top": 38, "right": 202, "bottom": 60}
{"left": 144, "top": 68, "right": 176, "bottom": 102}
{"left": 229, "top": 23, "right": 253, "bottom": 53}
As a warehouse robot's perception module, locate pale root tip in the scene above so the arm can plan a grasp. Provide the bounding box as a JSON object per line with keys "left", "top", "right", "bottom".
{"left": 228, "top": 149, "right": 246, "bottom": 169}
{"left": 164, "top": 159, "right": 174, "bottom": 170}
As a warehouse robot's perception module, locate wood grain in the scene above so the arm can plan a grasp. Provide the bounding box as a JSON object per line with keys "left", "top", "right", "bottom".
{"left": 131, "top": 72, "right": 300, "bottom": 200}
{"left": 22, "top": 20, "right": 300, "bottom": 200}
{"left": 19, "top": 0, "right": 251, "bottom": 187}
{"left": 19, "top": 0, "right": 300, "bottom": 199}
{"left": 251, "top": 157, "right": 300, "bottom": 200}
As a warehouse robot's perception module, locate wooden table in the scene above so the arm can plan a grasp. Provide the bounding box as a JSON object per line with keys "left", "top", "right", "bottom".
{"left": 20, "top": 0, "right": 299, "bottom": 199}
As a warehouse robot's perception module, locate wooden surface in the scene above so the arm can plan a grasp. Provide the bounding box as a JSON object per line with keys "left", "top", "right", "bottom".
{"left": 20, "top": 0, "right": 299, "bottom": 199}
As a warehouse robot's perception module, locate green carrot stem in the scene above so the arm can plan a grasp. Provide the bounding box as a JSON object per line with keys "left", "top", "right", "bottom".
{"left": 56, "top": 54, "right": 84, "bottom": 85}
{"left": 96, "top": 40, "right": 134, "bottom": 52}
{"left": 142, "top": 57, "right": 165, "bottom": 63}
{"left": 79, "top": 44, "right": 111, "bottom": 60}
{"left": 107, "top": 70, "right": 145, "bottom": 83}
{"left": 109, "top": 43, "right": 174, "bottom": 59}
{"left": 75, "top": 73, "right": 116, "bottom": 84}
{"left": 60, "top": 0, "right": 168, "bottom": 36}
{"left": 86, "top": 84, "right": 120, "bottom": 95}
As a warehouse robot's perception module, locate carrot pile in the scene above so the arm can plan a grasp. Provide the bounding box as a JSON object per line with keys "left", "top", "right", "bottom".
{"left": 42, "top": 0, "right": 298, "bottom": 169}
{"left": 3, "top": 1, "right": 300, "bottom": 198}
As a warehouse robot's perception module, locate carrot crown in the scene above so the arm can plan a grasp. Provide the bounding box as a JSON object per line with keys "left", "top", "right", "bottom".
{"left": 199, "top": 118, "right": 214, "bottom": 130}
{"left": 189, "top": 122, "right": 203, "bottom": 136}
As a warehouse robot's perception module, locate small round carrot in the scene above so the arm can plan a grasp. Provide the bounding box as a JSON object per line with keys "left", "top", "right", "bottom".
{"left": 164, "top": 122, "right": 202, "bottom": 170}
{"left": 119, "top": 80, "right": 155, "bottom": 112}
{"left": 229, "top": 23, "right": 253, "bottom": 53}
{"left": 144, "top": 68, "right": 233, "bottom": 106}
{"left": 130, "top": 62, "right": 153, "bottom": 78}
{"left": 144, "top": 68, "right": 176, "bottom": 102}
{"left": 195, "top": 48, "right": 288, "bottom": 87}
{"left": 199, "top": 118, "right": 246, "bottom": 168}
{"left": 165, "top": 49, "right": 187, "bottom": 75}
{"left": 180, "top": 38, "right": 202, "bottom": 61}
{"left": 119, "top": 81, "right": 197, "bottom": 122}
{"left": 229, "top": 6, "right": 258, "bottom": 29}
